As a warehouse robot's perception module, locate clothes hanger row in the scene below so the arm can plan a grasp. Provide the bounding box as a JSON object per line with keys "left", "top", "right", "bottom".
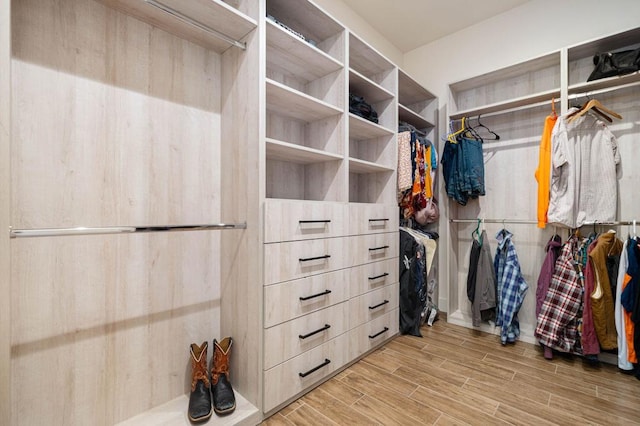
{"left": 447, "top": 115, "right": 500, "bottom": 143}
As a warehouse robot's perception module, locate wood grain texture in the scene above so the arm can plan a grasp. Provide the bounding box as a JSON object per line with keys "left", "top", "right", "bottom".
{"left": 0, "top": 0, "right": 10, "bottom": 423}
{"left": 348, "top": 258, "right": 398, "bottom": 298}
{"left": 263, "top": 320, "right": 640, "bottom": 426}
{"left": 264, "top": 200, "right": 347, "bottom": 243}
{"left": 348, "top": 283, "right": 399, "bottom": 329}
{"left": 264, "top": 269, "right": 349, "bottom": 328}
{"left": 12, "top": 0, "right": 222, "bottom": 229}
{"left": 10, "top": 232, "right": 220, "bottom": 425}
{"left": 348, "top": 203, "right": 399, "bottom": 235}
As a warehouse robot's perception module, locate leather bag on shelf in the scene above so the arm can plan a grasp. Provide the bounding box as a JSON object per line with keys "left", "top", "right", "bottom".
{"left": 587, "top": 48, "right": 640, "bottom": 81}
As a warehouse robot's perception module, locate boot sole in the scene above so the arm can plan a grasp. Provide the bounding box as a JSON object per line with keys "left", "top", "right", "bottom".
{"left": 214, "top": 402, "right": 236, "bottom": 415}
{"left": 188, "top": 410, "right": 213, "bottom": 423}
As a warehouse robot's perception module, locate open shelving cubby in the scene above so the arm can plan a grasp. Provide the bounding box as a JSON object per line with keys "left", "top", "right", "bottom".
{"left": 398, "top": 68, "right": 437, "bottom": 139}
{"left": 265, "top": 0, "right": 346, "bottom": 202}
{"left": 347, "top": 33, "right": 396, "bottom": 204}
{"left": 449, "top": 51, "right": 561, "bottom": 119}
{"left": 568, "top": 26, "right": 640, "bottom": 99}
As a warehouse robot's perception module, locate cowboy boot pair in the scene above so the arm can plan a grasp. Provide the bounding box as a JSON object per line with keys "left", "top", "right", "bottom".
{"left": 188, "top": 337, "right": 236, "bottom": 422}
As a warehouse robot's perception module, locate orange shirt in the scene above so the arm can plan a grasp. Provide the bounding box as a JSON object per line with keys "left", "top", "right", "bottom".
{"left": 535, "top": 115, "right": 558, "bottom": 228}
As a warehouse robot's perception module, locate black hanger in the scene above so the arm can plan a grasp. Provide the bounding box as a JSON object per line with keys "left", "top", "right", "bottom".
{"left": 471, "top": 115, "right": 500, "bottom": 140}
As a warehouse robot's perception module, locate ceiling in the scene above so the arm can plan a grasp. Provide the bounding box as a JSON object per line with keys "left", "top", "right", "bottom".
{"left": 343, "top": 0, "right": 531, "bottom": 53}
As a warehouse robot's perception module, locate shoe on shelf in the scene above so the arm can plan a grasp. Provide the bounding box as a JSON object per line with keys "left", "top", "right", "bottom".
{"left": 211, "top": 337, "right": 236, "bottom": 415}
{"left": 188, "top": 342, "right": 213, "bottom": 423}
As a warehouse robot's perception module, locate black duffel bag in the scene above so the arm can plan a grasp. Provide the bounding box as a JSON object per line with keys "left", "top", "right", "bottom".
{"left": 587, "top": 48, "right": 640, "bottom": 81}
{"left": 349, "top": 93, "right": 378, "bottom": 123}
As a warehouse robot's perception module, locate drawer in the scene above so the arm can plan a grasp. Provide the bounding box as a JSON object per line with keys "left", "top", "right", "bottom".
{"left": 349, "top": 309, "right": 398, "bottom": 360}
{"left": 263, "top": 332, "right": 349, "bottom": 412}
{"left": 264, "top": 269, "right": 348, "bottom": 327}
{"left": 349, "top": 258, "right": 398, "bottom": 298}
{"left": 349, "top": 282, "right": 399, "bottom": 328}
{"left": 349, "top": 232, "right": 398, "bottom": 267}
{"left": 264, "top": 237, "right": 349, "bottom": 285}
{"left": 264, "top": 200, "right": 347, "bottom": 243}
{"left": 348, "top": 203, "right": 399, "bottom": 235}
{"left": 264, "top": 302, "right": 349, "bottom": 370}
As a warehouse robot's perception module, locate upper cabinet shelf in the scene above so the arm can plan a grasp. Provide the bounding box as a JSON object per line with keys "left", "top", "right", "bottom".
{"left": 101, "top": 0, "right": 257, "bottom": 53}
{"left": 266, "top": 79, "right": 342, "bottom": 122}
{"left": 397, "top": 69, "right": 437, "bottom": 132}
{"left": 349, "top": 33, "right": 395, "bottom": 94}
{"left": 349, "top": 114, "right": 394, "bottom": 140}
{"left": 266, "top": 21, "right": 343, "bottom": 83}
{"left": 449, "top": 51, "right": 560, "bottom": 117}
{"left": 349, "top": 70, "right": 394, "bottom": 104}
{"left": 568, "top": 26, "right": 640, "bottom": 88}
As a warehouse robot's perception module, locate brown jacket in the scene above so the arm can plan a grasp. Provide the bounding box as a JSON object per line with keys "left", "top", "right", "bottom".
{"left": 589, "top": 232, "right": 623, "bottom": 350}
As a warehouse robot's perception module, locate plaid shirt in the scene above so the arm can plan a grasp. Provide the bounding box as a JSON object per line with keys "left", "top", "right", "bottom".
{"left": 494, "top": 230, "right": 528, "bottom": 344}
{"left": 535, "top": 236, "right": 583, "bottom": 353}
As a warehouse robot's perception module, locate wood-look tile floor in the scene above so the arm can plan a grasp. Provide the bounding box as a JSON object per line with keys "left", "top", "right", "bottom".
{"left": 261, "top": 320, "right": 640, "bottom": 425}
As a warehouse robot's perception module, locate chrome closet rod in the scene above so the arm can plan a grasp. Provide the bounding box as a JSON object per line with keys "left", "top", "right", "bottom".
{"left": 450, "top": 219, "right": 639, "bottom": 226}
{"left": 10, "top": 223, "right": 247, "bottom": 238}
{"left": 145, "top": 0, "right": 247, "bottom": 50}
{"left": 450, "top": 219, "right": 537, "bottom": 224}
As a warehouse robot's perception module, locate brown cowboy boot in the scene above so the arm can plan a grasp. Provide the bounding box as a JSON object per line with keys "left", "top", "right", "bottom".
{"left": 188, "top": 342, "right": 212, "bottom": 422}
{"left": 210, "top": 337, "right": 236, "bottom": 415}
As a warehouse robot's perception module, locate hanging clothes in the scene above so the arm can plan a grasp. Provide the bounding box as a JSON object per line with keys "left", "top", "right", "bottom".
{"left": 441, "top": 119, "right": 486, "bottom": 206}
{"left": 398, "top": 126, "right": 437, "bottom": 225}
{"left": 589, "top": 231, "right": 623, "bottom": 350}
{"left": 535, "top": 113, "right": 558, "bottom": 228}
{"left": 581, "top": 238, "right": 600, "bottom": 356}
{"left": 547, "top": 108, "right": 621, "bottom": 228}
{"left": 397, "top": 131, "right": 413, "bottom": 192}
{"left": 535, "top": 236, "right": 583, "bottom": 354}
{"left": 399, "top": 228, "right": 438, "bottom": 337}
{"left": 470, "top": 230, "right": 496, "bottom": 327}
{"left": 621, "top": 238, "right": 640, "bottom": 365}
{"left": 535, "top": 234, "right": 562, "bottom": 318}
{"left": 615, "top": 238, "right": 634, "bottom": 371}
{"left": 494, "top": 229, "right": 528, "bottom": 344}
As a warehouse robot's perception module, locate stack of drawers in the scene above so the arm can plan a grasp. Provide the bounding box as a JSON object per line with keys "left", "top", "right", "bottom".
{"left": 263, "top": 200, "right": 399, "bottom": 412}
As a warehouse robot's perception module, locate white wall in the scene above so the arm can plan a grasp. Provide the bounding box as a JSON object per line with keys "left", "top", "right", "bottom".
{"left": 404, "top": 0, "right": 640, "bottom": 108}
{"left": 402, "top": 0, "right": 640, "bottom": 313}
{"left": 312, "top": 0, "right": 403, "bottom": 65}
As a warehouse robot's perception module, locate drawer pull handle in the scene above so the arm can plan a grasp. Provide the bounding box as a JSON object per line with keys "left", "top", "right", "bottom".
{"left": 299, "top": 358, "right": 331, "bottom": 378}
{"left": 299, "top": 220, "right": 331, "bottom": 224}
{"left": 369, "top": 300, "right": 389, "bottom": 310}
{"left": 299, "top": 289, "right": 332, "bottom": 301}
{"left": 299, "top": 254, "right": 331, "bottom": 262}
{"left": 369, "top": 245, "right": 389, "bottom": 251}
{"left": 368, "top": 218, "right": 389, "bottom": 222}
{"left": 369, "top": 327, "right": 389, "bottom": 339}
{"left": 368, "top": 272, "right": 389, "bottom": 280}
{"left": 299, "top": 324, "right": 331, "bottom": 340}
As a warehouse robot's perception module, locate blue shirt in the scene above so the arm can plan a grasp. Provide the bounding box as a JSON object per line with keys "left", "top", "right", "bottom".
{"left": 494, "top": 230, "right": 529, "bottom": 344}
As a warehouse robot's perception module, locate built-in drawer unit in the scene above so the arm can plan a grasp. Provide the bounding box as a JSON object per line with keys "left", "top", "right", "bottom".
{"left": 264, "top": 268, "right": 348, "bottom": 327}
{"left": 264, "top": 236, "right": 349, "bottom": 285}
{"left": 349, "top": 232, "right": 398, "bottom": 266}
{"left": 348, "top": 258, "right": 397, "bottom": 298}
{"left": 349, "top": 309, "right": 399, "bottom": 360}
{"left": 349, "top": 282, "right": 399, "bottom": 328}
{"left": 263, "top": 332, "right": 350, "bottom": 412}
{"left": 348, "top": 203, "right": 399, "bottom": 235}
{"left": 264, "top": 302, "right": 349, "bottom": 369}
{"left": 264, "top": 200, "right": 347, "bottom": 243}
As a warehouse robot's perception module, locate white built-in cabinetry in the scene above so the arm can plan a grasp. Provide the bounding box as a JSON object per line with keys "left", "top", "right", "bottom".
{"left": 0, "top": 0, "right": 438, "bottom": 424}
{"left": 444, "top": 26, "right": 640, "bottom": 345}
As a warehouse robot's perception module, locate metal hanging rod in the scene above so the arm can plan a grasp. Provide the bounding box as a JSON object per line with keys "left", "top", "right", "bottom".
{"left": 10, "top": 223, "right": 247, "bottom": 238}
{"left": 450, "top": 219, "right": 639, "bottom": 226}
{"left": 450, "top": 219, "right": 537, "bottom": 224}
{"left": 145, "top": 0, "right": 247, "bottom": 50}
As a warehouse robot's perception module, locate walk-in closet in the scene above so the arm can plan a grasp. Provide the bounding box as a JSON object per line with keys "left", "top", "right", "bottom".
{"left": 1, "top": 0, "right": 639, "bottom": 425}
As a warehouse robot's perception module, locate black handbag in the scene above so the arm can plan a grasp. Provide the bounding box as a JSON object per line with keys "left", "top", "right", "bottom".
{"left": 349, "top": 93, "right": 379, "bottom": 123}
{"left": 587, "top": 48, "right": 640, "bottom": 82}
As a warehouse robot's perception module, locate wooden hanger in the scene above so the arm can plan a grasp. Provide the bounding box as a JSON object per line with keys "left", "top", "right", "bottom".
{"left": 567, "top": 98, "right": 622, "bottom": 123}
